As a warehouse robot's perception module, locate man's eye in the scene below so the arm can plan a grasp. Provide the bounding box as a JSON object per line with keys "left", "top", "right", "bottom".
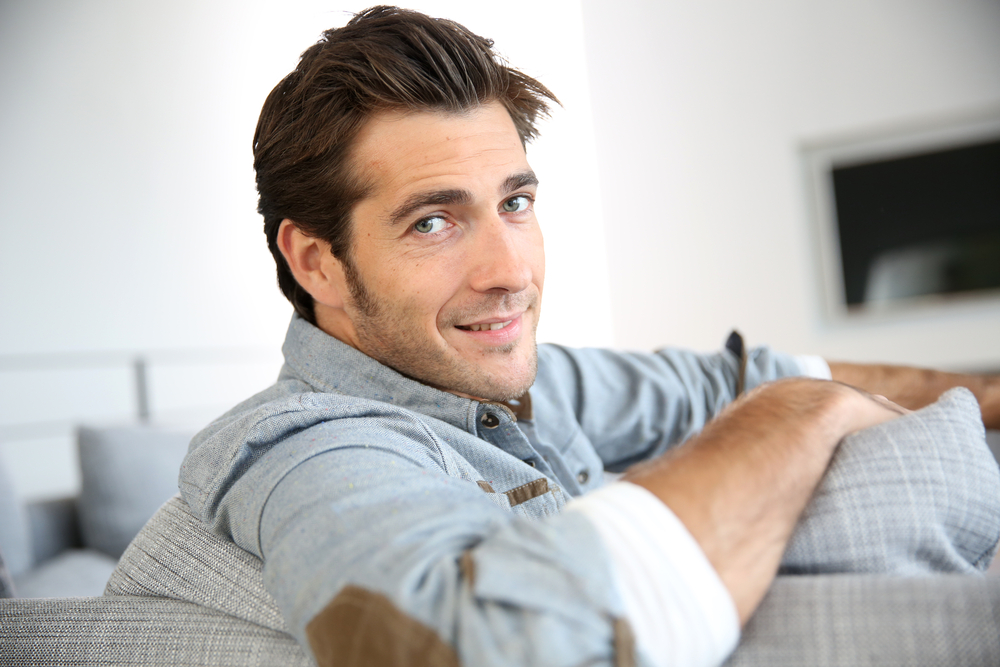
{"left": 414, "top": 216, "right": 447, "bottom": 234}
{"left": 502, "top": 196, "right": 531, "bottom": 213}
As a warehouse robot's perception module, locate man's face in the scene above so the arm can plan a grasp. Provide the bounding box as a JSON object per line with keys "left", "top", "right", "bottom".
{"left": 325, "top": 102, "right": 545, "bottom": 402}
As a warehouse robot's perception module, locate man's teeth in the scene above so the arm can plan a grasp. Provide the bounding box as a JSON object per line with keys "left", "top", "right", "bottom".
{"left": 466, "top": 320, "right": 512, "bottom": 332}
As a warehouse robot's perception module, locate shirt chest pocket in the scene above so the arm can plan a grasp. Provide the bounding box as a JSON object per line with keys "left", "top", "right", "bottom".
{"left": 476, "top": 477, "right": 566, "bottom": 518}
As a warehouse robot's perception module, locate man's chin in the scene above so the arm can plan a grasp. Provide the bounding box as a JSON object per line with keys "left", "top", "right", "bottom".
{"left": 475, "top": 378, "right": 535, "bottom": 403}
{"left": 469, "top": 358, "right": 538, "bottom": 402}
{"left": 432, "top": 350, "right": 537, "bottom": 403}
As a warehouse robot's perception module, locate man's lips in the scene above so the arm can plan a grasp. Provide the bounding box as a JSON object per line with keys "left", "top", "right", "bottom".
{"left": 455, "top": 317, "right": 516, "bottom": 332}
{"left": 454, "top": 313, "right": 524, "bottom": 343}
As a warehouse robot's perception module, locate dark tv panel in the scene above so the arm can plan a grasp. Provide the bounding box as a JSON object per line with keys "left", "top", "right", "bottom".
{"left": 831, "top": 139, "right": 1000, "bottom": 308}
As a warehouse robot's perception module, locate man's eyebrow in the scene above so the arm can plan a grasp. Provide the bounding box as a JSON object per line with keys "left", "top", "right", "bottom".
{"left": 501, "top": 171, "right": 539, "bottom": 195}
{"left": 387, "top": 189, "right": 472, "bottom": 227}
{"left": 385, "top": 171, "right": 539, "bottom": 228}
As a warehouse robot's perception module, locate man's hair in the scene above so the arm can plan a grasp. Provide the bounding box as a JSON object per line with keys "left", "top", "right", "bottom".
{"left": 254, "top": 5, "right": 558, "bottom": 323}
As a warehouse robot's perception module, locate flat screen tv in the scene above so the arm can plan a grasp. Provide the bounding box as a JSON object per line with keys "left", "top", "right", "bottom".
{"left": 804, "top": 109, "right": 1000, "bottom": 321}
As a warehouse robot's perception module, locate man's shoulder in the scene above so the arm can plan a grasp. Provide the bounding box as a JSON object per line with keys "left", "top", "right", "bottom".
{"left": 192, "top": 374, "right": 438, "bottom": 448}
{"left": 181, "top": 375, "right": 464, "bottom": 515}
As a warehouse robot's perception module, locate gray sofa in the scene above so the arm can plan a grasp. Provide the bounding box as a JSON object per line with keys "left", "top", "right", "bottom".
{"left": 2, "top": 426, "right": 1000, "bottom": 665}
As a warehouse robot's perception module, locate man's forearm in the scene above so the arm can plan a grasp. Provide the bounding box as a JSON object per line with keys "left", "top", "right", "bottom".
{"left": 623, "top": 378, "right": 904, "bottom": 625}
{"left": 828, "top": 362, "right": 1000, "bottom": 429}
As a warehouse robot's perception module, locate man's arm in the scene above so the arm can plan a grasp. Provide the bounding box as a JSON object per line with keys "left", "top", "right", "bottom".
{"left": 828, "top": 362, "right": 1000, "bottom": 429}
{"left": 622, "top": 377, "right": 905, "bottom": 625}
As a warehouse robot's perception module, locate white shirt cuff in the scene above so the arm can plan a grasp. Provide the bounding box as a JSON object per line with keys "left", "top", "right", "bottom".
{"left": 794, "top": 354, "right": 832, "bottom": 380}
{"left": 566, "top": 481, "right": 740, "bottom": 667}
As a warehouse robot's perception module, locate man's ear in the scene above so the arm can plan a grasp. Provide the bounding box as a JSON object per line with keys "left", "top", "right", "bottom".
{"left": 276, "top": 219, "right": 349, "bottom": 310}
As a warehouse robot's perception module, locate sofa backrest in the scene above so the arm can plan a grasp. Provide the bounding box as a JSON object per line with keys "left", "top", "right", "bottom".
{"left": 107, "top": 493, "right": 288, "bottom": 633}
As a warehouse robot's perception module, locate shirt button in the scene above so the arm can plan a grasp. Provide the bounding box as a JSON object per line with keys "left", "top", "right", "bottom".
{"left": 577, "top": 470, "right": 589, "bottom": 484}
{"left": 480, "top": 412, "right": 500, "bottom": 429}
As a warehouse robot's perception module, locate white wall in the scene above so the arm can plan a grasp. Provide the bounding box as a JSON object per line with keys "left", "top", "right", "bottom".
{"left": 4, "top": 0, "right": 999, "bottom": 499}
{"left": 0, "top": 0, "right": 611, "bottom": 356}
{"left": 581, "top": 0, "right": 1000, "bottom": 368}
{"left": 0, "top": 1, "right": 611, "bottom": 499}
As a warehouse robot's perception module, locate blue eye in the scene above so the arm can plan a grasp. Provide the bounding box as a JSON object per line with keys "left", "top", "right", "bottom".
{"left": 502, "top": 196, "right": 530, "bottom": 213}
{"left": 414, "top": 216, "right": 446, "bottom": 234}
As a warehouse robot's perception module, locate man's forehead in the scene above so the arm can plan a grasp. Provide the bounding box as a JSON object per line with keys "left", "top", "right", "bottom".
{"left": 348, "top": 103, "right": 529, "bottom": 199}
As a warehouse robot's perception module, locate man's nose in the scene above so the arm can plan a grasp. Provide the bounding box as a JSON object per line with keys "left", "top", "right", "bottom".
{"left": 468, "top": 214, "right": 533, "bottom": 294}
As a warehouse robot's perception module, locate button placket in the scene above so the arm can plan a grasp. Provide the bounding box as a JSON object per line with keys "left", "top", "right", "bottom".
{"left": 476, "top": 403, "right": 553, "bottom": 479}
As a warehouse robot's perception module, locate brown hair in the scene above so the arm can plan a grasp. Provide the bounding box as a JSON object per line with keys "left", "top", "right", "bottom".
{"left": 254, "top": 5, "right": 558, "bottom": 323}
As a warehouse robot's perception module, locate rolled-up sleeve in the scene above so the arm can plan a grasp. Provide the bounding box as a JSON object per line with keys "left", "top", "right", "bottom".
{"left": 568, "top": 482, "right": 740, "bottom": 667}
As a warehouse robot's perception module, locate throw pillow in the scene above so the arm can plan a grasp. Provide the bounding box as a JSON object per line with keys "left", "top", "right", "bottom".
{"left": 782, "top": 387, "right": 1000, "bottom": 575}
{"left": 77, "top": 424, "right": 194, "bottom": 559}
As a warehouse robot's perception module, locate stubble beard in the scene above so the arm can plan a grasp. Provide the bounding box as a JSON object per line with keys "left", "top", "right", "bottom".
{"left": 342, "top": 258, "right": 539, "bottom": 402}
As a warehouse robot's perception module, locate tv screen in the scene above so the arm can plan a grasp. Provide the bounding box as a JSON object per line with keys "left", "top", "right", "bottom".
{"left": 833, "top": 139, "right": 1000, "bottom": 308}
{"left": 804, "top": 111, "right": 1000, "bottom": 319}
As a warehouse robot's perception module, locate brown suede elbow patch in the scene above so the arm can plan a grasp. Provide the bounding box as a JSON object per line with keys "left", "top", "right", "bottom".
{"left": 306, "top": 585, "right": 459, "bottom": 667}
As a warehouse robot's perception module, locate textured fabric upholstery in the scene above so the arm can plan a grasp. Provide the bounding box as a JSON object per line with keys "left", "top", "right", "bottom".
{"left": 728, "top": 574, "right": 1000, "bottom": 666}
{"left": 105, "top": 494, "right": 288, "bottom": 632}
{"left": 782, "top": 387, "right": 1000, "bottom": 574}
{"left": 1, "top": 495, "right": 313, "bottom": 666}
{"left": 3, "top": 491, "right": 1000, "bottom": 664}
{"left": 0, "top": 596, "right": 312, "bottom": 666}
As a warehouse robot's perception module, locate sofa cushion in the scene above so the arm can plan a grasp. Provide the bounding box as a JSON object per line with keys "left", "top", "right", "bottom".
{"left": 0, "top": 455, "right": 32, "bottom": 580}
{"left": 0, "top": 547, "right": 14, "bottom": 598}
{"left": 25, "top": 496, "right": 83, "bottom": 565}
{"left": 13, "top": 548, "right": 118, "bottom": 599}
{"left": 77, "top": 424, "right": 193, "bottom": 559}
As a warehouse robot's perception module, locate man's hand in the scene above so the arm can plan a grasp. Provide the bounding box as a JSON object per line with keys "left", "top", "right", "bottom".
{"left": 623, "top": 378, "right": 906, "bottom": 626}
{"left": 828, "top": 362, "right": 1000, "bottom": 429}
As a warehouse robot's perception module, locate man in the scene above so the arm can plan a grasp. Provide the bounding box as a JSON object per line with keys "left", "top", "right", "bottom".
{"left": 181, "top": 7, "right": 1000, "bottom": 666}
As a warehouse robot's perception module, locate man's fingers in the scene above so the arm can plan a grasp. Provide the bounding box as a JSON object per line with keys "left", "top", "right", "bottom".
{"left": 844, "top": 388, "right": 909, "bottom": 434}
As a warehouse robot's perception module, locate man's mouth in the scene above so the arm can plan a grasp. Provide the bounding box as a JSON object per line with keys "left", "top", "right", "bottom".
{"left": 457, "top": 320, "right": 514, "bottom": 332}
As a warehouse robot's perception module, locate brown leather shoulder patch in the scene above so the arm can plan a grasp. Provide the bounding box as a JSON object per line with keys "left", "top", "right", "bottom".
{"left": 306, "top": 585, "right": 459, "bottom": 667}
{"left": 505, "top": 478, "right": 549, "bottom": 507}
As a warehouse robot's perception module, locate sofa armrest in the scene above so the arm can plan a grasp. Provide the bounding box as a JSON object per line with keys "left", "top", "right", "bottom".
{"left": 727, "top": 573, "right": 1000, "bottom": 666}
{"left": 0, "top": 596, "right": 311, "bottom": 666}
